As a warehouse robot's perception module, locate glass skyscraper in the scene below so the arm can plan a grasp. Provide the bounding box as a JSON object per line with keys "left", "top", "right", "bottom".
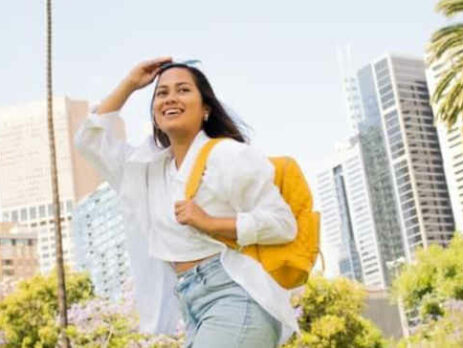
{"left": 73, "top": 183, "right": 130, "bottom": 300}
{"left": 318, "top": 53, "right": 455, "bottom": 288}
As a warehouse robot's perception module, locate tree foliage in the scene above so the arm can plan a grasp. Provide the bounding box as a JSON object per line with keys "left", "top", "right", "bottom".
{"left": 392, "top": 234, "right": 463, "bottom": 346}
{"left": 0, "top": 271, "right": 183, "bottom": 347}
{"left": 391, "top": 234, "right": 463, "bottom": 318}
{"left": 283, "top": 275, "right": 385, "bottom": 348}
{"left": 0, "top": 269, "right": 93, "bottom": 347}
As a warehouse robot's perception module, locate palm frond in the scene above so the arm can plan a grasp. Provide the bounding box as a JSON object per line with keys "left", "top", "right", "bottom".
{"left": 428, "top": 24, "right": 463, "bottom": 63}
{"left": 430, "top": 23, "right": 463, "bottom": 42}
{"left": 432, "top": 68, "right": 458, "bottom": 103}
{"left": 431, "top": 0, "right": 463, "bottom": 126}
{"left": 434, "top": 75, "right": 463, "bottom": 126}
{"left": 436, "top": 0, "right": 463, "bottom": 18}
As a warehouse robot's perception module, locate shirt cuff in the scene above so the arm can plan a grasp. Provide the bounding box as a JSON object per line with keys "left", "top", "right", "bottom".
{"left": 236, "top": 212, "right": 258, "bottom": 246}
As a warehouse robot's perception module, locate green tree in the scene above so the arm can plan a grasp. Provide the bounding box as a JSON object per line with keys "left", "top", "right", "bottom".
{"left": 392, "top": 234, "right": 463, "bottom": 346}
{"left": 283, "top": 276, "right": 385, "bottom": 348}
{"left": 391, "top": 234, "right": 463, "bottom": 319}
{"left": 0, "top": 271, "right": 184, "bottom": 347}
{"left": 0, "top": 270, "right": 93, "bottom": 347}
{"left": 428, "top": 0, "right": 463, "bottom": 127}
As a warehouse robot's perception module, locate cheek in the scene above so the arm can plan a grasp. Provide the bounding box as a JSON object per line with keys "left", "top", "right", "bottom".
{"left": 184, "top": 98, "right": 204, "bottom": 117}
{"left": 153, "top": 104, "right": 162, "bottom": 124}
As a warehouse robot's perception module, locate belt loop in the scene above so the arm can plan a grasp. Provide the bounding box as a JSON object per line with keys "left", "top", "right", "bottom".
{"left": 195, "top": 264, "right": 206, "bottom": 286}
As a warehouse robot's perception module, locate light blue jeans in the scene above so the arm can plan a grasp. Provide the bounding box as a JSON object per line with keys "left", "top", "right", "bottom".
{"left": 174, "top": 254, "right": 281, "bottom": 348}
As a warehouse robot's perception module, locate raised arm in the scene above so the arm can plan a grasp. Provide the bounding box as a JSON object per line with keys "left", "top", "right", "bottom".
{"left": 97, "top": 57, "right": 172, "bottom": 114}
{"left": 74, "top": 57, "right": 172, "bottom": 190}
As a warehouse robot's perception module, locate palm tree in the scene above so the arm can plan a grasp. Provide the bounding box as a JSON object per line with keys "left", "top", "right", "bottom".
{"left": 46, "top": 0, "right": 70, "bottom": 346}
{"left": 428, "top": 0, "right": 463, "bottom": 127}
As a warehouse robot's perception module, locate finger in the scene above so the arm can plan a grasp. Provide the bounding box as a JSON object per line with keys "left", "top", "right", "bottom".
{"left": 174, "top": 200, "right": 188, "bottom": 208}
{"left": 175, "top": 206, "right": 186, "bottom": 216}
{"left": 176, "top": 213, "right": 187, "bottom": 225}
{"left": 175, "top": 202, "right": 188, "bottom": 213}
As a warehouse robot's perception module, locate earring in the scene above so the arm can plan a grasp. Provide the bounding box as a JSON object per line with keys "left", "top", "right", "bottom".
{"left": 204, "top": 113, "right": 209, "bottom": 122}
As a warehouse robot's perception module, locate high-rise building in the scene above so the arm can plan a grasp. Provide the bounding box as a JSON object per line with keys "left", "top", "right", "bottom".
{"left": 426, "top": 60, "right": 463, "bottom": 232}
{"left": 0, "top": 97, "right": 109, "bottom": 273}
{"left": 317, "top": 134, "right": 401, "bottom": 288}
{"left": 338, "top": 45, "right": 365, "bottom": 134}
{"left": 355, "top": 63, "right": 405, "bottom": 281}
{"left": 73, "top": 183, "right": 130, "bottom": 301}
{"left": 316, "top": 149, "right": 363, "bottom": 283}
{"left": 371, "top": 54, "right": 455, "bottom": 260}
{"left": 321, "top": 53, "right": 454, "bottom": 287}
{"left": 318, "top": 54, "right": 406, "bottom": 288}
{"left": 0, "top": 222, "right": 39, "bottom": 299}
{"left": 342, "top": 76, "right": 364, "bottom": 134}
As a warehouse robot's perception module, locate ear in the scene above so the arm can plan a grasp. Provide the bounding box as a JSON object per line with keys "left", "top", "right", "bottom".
{"left": 203, "top": 104, "right": 212, "bottom": 114}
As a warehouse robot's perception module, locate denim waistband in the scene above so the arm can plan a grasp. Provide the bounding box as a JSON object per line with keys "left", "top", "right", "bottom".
{"left": 175, "top": 253, "right": 221, "bottom": 280}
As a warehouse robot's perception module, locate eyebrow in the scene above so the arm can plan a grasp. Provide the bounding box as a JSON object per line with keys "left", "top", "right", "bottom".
{"left": 157, "top": 82, "right": 193, "bottom": 89}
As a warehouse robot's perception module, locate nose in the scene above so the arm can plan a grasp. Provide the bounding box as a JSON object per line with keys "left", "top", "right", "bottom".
{"left": 164, "top": 91, "right": 179, "bottom": 105}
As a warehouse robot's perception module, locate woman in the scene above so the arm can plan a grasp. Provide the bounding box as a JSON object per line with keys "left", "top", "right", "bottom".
{"left": 75, "top": 57, "right": 299, "bottom": 347}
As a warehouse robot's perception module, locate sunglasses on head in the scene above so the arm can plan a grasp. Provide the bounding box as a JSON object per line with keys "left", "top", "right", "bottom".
{"left": 160, "top": 59, "right": 202, "bottom": 70}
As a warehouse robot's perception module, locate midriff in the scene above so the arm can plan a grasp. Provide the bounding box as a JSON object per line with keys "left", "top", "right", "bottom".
{"left": 170, "top": 253, "right": 219, "bottom": 274}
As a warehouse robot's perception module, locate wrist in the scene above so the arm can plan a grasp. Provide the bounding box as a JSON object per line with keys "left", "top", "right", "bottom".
{"left": 120, "top": 77, "right": 138, "bottom": 94}
{"left": 200, "top": 216, "right": 215, "bottom": 235}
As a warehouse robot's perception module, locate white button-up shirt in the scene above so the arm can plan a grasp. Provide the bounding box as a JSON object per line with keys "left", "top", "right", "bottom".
{"left": 74, "top": 111, "right": 300, "bottom": 344}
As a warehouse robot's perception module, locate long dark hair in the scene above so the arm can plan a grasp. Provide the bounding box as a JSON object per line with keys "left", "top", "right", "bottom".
{"left": 150, "top": 63, "right": 249, "bottom": 148}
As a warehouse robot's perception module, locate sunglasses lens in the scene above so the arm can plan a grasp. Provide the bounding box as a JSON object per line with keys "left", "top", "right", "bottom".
{"left": 180, "top": 59, "right": 201, "bottom": 66}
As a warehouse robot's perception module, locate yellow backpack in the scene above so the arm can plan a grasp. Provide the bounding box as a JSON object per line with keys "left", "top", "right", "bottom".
{"left": 186, "top": 138, "right": 321, "bottom": 289}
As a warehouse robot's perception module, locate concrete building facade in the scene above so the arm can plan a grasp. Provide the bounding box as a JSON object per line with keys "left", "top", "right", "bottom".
{"left": 0, "top": 222, "right": 39, "bottom": 299}
{"left": 0, "top": 97, "right": 106, "bottom": 272}
{"left": 372, "top": 55, "right": 455, "bottom": 260}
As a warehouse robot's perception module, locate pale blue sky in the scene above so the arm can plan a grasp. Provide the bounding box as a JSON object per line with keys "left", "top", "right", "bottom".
{"left": 0, "top": 0, "right": 446, "bottom": 184}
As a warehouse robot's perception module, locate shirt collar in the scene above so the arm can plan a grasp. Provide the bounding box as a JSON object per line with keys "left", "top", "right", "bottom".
{"left": 169, "top": 130, "right": 211, "bottom": 183}
{"left": 126, "top": 130, "right": 211, "bottom": 183}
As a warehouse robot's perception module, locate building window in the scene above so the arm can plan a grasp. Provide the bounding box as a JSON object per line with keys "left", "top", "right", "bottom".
{"left": 39, "top": 205, "right": 46, "bottom": 218}
{"left": 66, "top": 200, "right": 73, "bottom": 213}
{"left": 0, "top": 239, "right": 12, "bottom": 246}
{"left": 30, "top": 207, "right": 37, "bottom": 220}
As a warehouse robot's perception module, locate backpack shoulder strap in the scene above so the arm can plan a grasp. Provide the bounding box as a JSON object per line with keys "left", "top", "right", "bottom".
{"left": 185, "top": 137, "right": 226, "bottom": 200}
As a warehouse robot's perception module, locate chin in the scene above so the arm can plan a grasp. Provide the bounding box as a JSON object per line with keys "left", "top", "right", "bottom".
{"left": 161, "top": 125, "right": 191, "bottom": 138}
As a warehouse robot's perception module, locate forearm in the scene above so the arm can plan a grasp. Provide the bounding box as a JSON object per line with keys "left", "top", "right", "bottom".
{"left": 203, "top": 217, "right": 237, "bottom": 240}
{"left": 96, "top": 78, "right": 136, "bottom": 115}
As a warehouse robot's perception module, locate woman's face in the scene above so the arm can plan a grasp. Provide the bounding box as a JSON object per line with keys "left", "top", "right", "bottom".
{"left": 153, "top": 67, "right": 209, "bottom": 140}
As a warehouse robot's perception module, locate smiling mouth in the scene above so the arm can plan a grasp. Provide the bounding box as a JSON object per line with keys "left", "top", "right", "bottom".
{"left": 163, "top": 108, "right": 184, "bottom": 117}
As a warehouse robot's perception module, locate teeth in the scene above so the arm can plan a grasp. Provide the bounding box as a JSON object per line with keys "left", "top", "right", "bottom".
{"left": 164, "top": 109, "right": 182, "bottom": 116}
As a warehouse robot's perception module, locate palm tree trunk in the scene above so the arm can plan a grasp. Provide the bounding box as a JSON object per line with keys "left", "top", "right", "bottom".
{"left": 46, "top": 0, "right": 70, "bottom": 346}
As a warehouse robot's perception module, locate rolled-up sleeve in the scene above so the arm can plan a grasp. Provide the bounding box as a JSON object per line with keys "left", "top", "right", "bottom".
{"left": 209, "top": 141, "right": 297, "bottom": 247}
{"left": 74, "top": 110, "right": 133, "bottom": 191}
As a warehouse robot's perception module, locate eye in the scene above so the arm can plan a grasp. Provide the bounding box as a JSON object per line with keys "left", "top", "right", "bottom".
{"left": 156, "top": 90, "right": 167, "bottom": 97}
{"left": 178, "top": 87, "right": 190, "bottom": 93}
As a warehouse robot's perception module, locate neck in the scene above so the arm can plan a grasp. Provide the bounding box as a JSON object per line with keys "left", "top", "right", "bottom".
{"left": 170, "top": 131, "right": 200, "bottom": 169}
